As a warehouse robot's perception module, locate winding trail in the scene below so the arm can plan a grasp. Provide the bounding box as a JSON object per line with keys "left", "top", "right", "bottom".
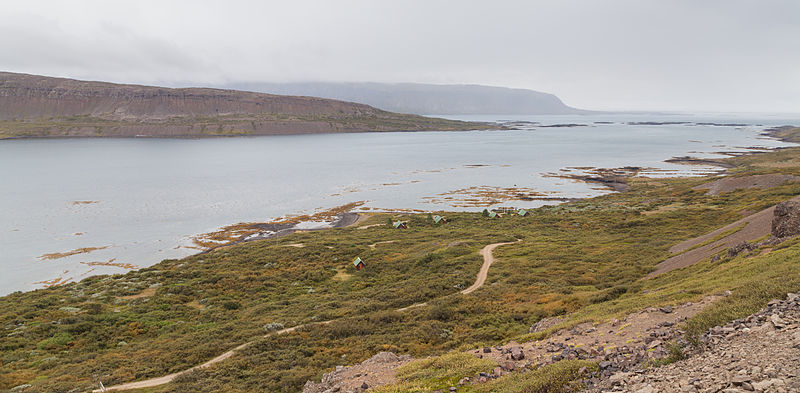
{"left": 97, "top": 240, "right": 520, "bottom": 392}
{"left": 461, "top": 239, "right": 521, "bottom": 294}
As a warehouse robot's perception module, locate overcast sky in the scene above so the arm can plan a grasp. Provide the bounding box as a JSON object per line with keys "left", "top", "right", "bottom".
{"left": 1, "top": 0, "right": 798, "bottom": 112}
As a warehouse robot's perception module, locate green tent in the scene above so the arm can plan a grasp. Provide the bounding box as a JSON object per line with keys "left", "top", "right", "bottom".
{"left": 487, "top": 211, "right": 497, "bottom": 218}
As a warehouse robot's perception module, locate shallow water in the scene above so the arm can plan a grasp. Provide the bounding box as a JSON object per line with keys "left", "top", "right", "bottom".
{"left": 1, "top": 113, "right": 797, "bottom": 294}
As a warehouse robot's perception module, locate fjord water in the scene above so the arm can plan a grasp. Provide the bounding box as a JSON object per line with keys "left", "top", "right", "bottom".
{"left": 1, "top": 114, "right": 797, "bottom": 294}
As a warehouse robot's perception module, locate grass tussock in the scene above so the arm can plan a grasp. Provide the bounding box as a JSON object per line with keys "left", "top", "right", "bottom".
{"left": 471, "top": 360, "right": 597, "bottom": 393}
{"left": 372, "top": 352, "right": 497, "bottom": 393}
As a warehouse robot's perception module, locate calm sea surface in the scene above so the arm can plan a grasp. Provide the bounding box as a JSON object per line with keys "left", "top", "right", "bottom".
{"left": 1, "top": 113, "right": 798, "bottom": 294}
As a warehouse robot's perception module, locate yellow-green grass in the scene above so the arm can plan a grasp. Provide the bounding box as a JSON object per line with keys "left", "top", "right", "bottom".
{"left": 371, "top": 352, "right": 497, "bottom": 393}
{"left": 470, "top": 360, "right": 598, "bottom": 393}
{"left": 672, "top": 222, "right": 747, "bottom": 255}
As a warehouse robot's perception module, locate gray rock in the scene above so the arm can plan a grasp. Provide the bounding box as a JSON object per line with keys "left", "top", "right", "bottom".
{"left": 366, "top": 351, "right": 399, "bottom": 364}
{"left": 528, "top": 316, "right": 564, "bottom": 333}
{"left": 770, "top": 313, "right": 786, "bottom": 328}
{"left": 610, "top": 371, "right": 631, "bottom": 383}
{"left": 510, "top": 346, "right": 525, "bottom": 361}
{"left": 771, "top": 200, "right": 800, "bottom": 238}
{"left": 647, "top": 340, "right": 663, "bottom": 349}
{"left": 730, "top": 375, "right": 752, "bottom": 385}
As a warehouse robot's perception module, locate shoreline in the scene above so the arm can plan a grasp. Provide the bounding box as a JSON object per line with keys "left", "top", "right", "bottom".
{"left": 10, "top": 124, "right": 798, "bottom": 294}
{"left": 0, "top": 126, "right": 509, "bottom": 141}
{"left": 200, "top": 212, "right": 362, "bottom": 254}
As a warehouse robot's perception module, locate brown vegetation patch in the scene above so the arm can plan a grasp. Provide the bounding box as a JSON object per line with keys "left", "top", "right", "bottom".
{"left": 753, "top": 160, "right": 800, "bottom": 168}
{"left": 119, "top": 287, "right": 157, "bottom": 300}
{"left": 368, "top": 240, "right": 396, "bottom": 249}
{"left": 357, "top": 223, "right": 385, "bottom": 230}
{"left": 347, "top": 212, "right": 373, "bottom": 227}
{"left": 80, "top": 259, "right": 138, "bottom": 270}
{"left": 641, "top": 202, "right": 686, "bottom": 216}
{"left": 185, "top": 300, "right": 204, "bottom": 310}
{"left": 332, "top": 269, "right": 354, "bottom": 282}
{"left": 71, "top": 200, "right": 98, "bottom": 205}
{"left": 546, "top": 166, "right": 647, "bottom": 192}
{"left": 38, "top": 246, "right": 108, "bottom": 260}
{"left": 422, "top": 186, "right": 548, "bottom": 207}
{"left": 665, "top": 156, "right": 734, "bottom": 168}
{"left": 34, "top": 276, "right": 73, "bottom": 288}
{"left": 191, "top": 222, "right": 271, "bottom": 249}
{"left": 693, "top": 174, "right": 800, "bottom": 195}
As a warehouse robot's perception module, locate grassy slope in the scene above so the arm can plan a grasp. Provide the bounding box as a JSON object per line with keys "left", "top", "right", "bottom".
{"left": 1, "top": 137, "right": 799, "bottom": 392}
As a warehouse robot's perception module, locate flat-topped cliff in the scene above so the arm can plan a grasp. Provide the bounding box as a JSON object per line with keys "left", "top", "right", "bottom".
{"left": 0, "top": 72, "right": 497, "bottom": 138}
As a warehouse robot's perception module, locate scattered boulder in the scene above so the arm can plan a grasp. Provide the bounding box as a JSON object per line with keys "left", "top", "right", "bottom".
{"left": 727, "top": 241, "right": 756, "bottom": 258}
{"left": 301, "top": 352, "right": 409, "bottom": 393}
{"left": 528, "top": 316, "right": 564, "bottom": 333}
{"left": 771, "top": 200, "right": 800, "bottom": 238}
{"left": 770, "top": 313, "right": 786, "bottom": 328}
{"left": 366, "top": 351, "right": 399, "bottom": 364}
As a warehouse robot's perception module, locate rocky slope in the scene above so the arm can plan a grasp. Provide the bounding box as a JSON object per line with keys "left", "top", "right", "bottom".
{"left": 298, "top": 293, "right": 800, "bottom": 393}
{"left": 302, "top": 352, "right": 412, "bottom": 393}
{"left": 590, "top": 293, "right": 800, "bottom": 393}
{"left": 0, "top": 72, "right": 496, "bottom": 138}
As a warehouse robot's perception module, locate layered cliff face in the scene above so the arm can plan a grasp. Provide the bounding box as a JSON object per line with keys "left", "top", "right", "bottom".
{"left": 224, "top": 81, "right": 588, "bottom": 115}
{"left": 0, "top": 72, "right": 495, "bottom": 138}
{"left": 0, "top": 72, "right": 379, "bottom": 121}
